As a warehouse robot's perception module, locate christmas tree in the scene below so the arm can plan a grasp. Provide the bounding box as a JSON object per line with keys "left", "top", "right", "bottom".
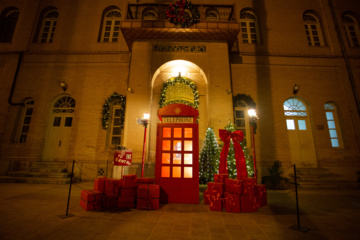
{"left": 199, "top": 128, "right": 220, "bottom": 184}
{"left": 224, "top": 122, "right": 237, "bottom": 179}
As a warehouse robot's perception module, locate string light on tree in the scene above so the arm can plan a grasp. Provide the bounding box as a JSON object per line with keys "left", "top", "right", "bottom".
{"left": 199, "top": 128, "right": 220, "bottom": 184}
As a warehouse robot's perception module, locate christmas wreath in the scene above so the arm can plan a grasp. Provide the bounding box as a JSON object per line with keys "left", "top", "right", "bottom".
{"left": 166, "top": 0, "right": 200, "bottom": 28}
{"left": 102, "top": 92, "right": 126, "bottom": 129}
{"left": 159, "top": 76, "right": 199, "bottom": 109}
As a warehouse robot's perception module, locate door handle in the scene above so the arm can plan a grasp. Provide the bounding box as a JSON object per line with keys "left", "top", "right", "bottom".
{"left": 59, "top": 140, "right": 62, "bottom": 147}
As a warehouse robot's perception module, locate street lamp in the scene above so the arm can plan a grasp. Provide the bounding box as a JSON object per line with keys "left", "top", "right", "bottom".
{"left": 138, "top": 113, "right": 150, "bottom": 178}
{"left": 248, "top": 109, "right": 258, "bottom": 182}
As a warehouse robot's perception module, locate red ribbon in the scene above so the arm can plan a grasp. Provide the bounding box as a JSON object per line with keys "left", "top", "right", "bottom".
{"left": 219, "top": 129, "right": 247, "bottom": 180}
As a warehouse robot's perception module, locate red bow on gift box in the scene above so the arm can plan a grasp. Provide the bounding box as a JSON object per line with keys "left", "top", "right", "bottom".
{"left": 219, "top": 129, "right": 247, "bottom": 180}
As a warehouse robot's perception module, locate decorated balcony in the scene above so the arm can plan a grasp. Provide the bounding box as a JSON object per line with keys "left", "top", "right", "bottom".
{"left": 120, "top": 2, "right": 240, "bottom": 49}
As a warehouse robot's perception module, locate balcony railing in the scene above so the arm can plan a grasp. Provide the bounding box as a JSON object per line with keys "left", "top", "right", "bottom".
{"left": 121, "top": 4, "right": 240, "bottom": 49}
{"left": 126, "top": 4, "right": 237, "bottom": 22}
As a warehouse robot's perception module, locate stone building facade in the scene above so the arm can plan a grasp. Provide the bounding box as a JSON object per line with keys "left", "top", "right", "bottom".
{"left": 0, "top": 0, "right": 359, "bottom": 182}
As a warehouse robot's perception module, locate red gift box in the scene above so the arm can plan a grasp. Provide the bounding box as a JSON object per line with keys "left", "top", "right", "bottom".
{"left": 225, "top": 178, "right": 243, "bottom": 194}
{"left": 225, "top": 193, "right": 241, "bottom": 213}
{"left": 122, "top": 174, "right": 137, "bottom": 188}
{"left": 208, "top": 191, "right": 222, "bottom": 211}
{"left": 104, "top": 179, "right": 118, "bottom": 197}
{"left": 104, "top": 195, "right": 117, "bottom": 209}
{"left": 242, "top": 179, "right": 256, "bottom": 196}
{"left": 115, "top": 180, "right": 122, "bottom": 197}
{"left": 136, "top": 178, "right": 155, "bottom": 186}
{"left": 207, "top": 182, "right": 224, "bottom": 196}
{"left": 256, "top": 184, "right": 267, "bottom": 207}
{"left": 94, "top": 177, "right": 106, "bottom": 193}
{"left": 137, "top": 184, "right": 160, "bottom": 210}
{"left": 80, "top": 198, "right": 102, "bottom": 211}
{"left": 203, "top": 190, "right": 210, "bottom": 205}
{"left": 240, "top": 195, "right": 257, "bottom": 212}
{"left": 80, "top": 189, "right": 103, "bottom": 202}
{"left": 214, "top": 174, "right": 229, "bottom": 184}
{"left": 121, "top": 187, "right": 137, "bottom": 197}
{"left": 118, "top": 196, "right": 136, "bottom": 203}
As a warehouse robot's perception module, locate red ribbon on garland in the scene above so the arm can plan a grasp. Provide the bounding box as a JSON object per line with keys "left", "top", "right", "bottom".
{"left": 219, "top": 129, "right": 248, "bottom": 180}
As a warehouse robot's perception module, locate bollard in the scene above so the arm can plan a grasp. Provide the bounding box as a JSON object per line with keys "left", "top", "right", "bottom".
{"left": 290, "top": 164, "right": 310, "bottom": 232}
{"left": 59, "top": 160, "right": 75, "bottom": 219}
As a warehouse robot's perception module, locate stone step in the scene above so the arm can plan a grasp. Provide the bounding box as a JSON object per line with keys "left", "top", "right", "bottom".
{"left": 8, "top": 171, "right": 71, "bottom": 178}
{"left": 289, "top": 181, "right": 360, "bottom": 189}
{"left": 26, "top": 166, "right": 67, "bottom": 173}
{"left": 32, "top": 161, "right": 66, "bottom": 167}
{"left": 0, "top": 176, "right": 73, "bottom": 184}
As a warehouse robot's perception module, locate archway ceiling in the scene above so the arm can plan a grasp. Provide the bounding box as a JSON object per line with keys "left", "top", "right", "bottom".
{"left": 120, "top": 21, "right": 239, "bottom": 50}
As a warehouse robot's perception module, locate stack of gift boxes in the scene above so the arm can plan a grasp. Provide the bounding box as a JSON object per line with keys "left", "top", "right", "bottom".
{"left": 203, "top": 173, "right": 267, "bottom": 213}
{"left": 80, "top": 174, "right": 160, "bottom": 211}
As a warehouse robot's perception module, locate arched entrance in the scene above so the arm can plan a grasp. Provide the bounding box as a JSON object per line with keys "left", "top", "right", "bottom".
{"left": 43, "top": 96, "right": 76, "bottom": 161}
{"left": 283, "top": 98, "right": 317, "bottom": 167}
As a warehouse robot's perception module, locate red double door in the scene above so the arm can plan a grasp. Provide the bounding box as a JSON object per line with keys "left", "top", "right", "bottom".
{"left": 155, "top": 123, "right": 199, "bottom": 204}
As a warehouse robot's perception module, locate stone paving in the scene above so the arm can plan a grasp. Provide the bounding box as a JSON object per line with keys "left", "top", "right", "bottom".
{"left": 0, "top": 182, "right": 359, "bottom": 240}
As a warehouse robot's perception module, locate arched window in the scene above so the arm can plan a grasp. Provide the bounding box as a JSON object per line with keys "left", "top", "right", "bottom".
{"left": 53, "top": 96, "right": 75, "bottom": 113}
{"left": 37, "top": 9, "right": 59, "bottom": 43}
{"left": 324, "top": 103, "right": 343, "bottom": 148}
{"left": 342, "top": 13, "right": 360, "bottom": 48}
{"left": 17, "top": 99, "right": 34, "bottom": 143}
{"left": 303, "top": 11, "right": 325, "bottom": 46}
{"left": 240, "top": 9, "right": 260, "bottom": 44}
{"left": 142, "top": 7, "right": 157, "bottom": 20}
{"left": 100, "top": 8, "right": 121, "bottom": 42}
{"left": 0, "top": 7, "right": 19, "bottom": 42}
{"left": 205, "top": 7, "right": 219, "bottom": 21}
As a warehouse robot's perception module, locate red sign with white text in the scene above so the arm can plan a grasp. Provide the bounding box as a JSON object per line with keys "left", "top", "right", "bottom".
{"left": 114, "top": 149, "right": 132, "bottom": 166}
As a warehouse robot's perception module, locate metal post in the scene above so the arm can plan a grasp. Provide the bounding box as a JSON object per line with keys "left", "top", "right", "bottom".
{"left": 294, "top": 164, "right": 300, "bottom": 228}
{"left": 66, "top": 160, "right": 75, "bottom": 216}
{"left": 290, "top": 164, "right": 310, "bottom": 232}
{"left": 141, "top": 123, "right": 148, "bottom": 178}
{"left": 251, "top": 125, "right": 257, "bottom": 181}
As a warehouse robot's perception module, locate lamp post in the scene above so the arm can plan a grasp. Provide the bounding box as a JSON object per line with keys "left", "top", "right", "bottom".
{"left": 248, "top": 109, "right": 258, "bottom": 182}
{"left": 139, "top": 113, "right": 150, "bottom": 178}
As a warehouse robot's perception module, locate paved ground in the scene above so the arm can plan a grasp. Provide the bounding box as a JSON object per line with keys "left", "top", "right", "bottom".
{"left": 0, "top": 182, "right": 359, "bottom": 240}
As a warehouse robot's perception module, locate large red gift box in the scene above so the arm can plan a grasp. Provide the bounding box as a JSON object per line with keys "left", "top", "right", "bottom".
{"left": 122, "top": 174, "right": 137, "bottom": 188}
{"left": 80, "top": 198, "right": 102, "bottom": 211}
{"left": 225, "top": 178, "right": 243, "bottom": 195}
{"left": 81, "top": 189, "right": 103, "bottom": 202}
{"left": 136, "top": 178, "right": 154, "bottom": 186}
{"left": 209, "top": 192, "right": 222, "bottom": 211}
{"left": 207, "top": 182, "right": 224, "bottom": 196}
{"left": 255, "top": 184, "right": 267, "bottom": 207}
{"left": 104, "top": 178, "right": 118, "bottom": 196}
{"left": 104, "top": 195, "right": 117, "bottom": 209}
{"left": 225, "top": 193, "right": 241, "bottom": 213}
{"left": 214, "top": 174, "right": 229, "bottom": 184}
{"left": 203, "top": 190, "right": 210, "bottom": 205}
{"left": 80, "top": 189, "right": 103, "bottom": 211}
{"left": 94, "top": 177, "right": 106, "bottom": 193}
{"left": 137, "top": 184, "right": 160, "bottom": 210}
{"left": 121, "top": 187, "right": 137, "bottom": 197}
{"left": 242, "top": 179, "right": 256, "bottom": 196}
{"left": 115, "top": 180, "right": 122, "bottom": 197}
{"left": 240, "top": 195, "right": 257, "bottom": 212}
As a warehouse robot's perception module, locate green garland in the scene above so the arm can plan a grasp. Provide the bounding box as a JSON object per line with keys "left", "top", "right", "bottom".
{"left": 102, "top": 92, "right": 126, "bottom": 129}
{"left": 166, "top": 0, "right": 200, "bottom": 28}
{"left": 159, "top": 76, "right": 199, "bottom": 109}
